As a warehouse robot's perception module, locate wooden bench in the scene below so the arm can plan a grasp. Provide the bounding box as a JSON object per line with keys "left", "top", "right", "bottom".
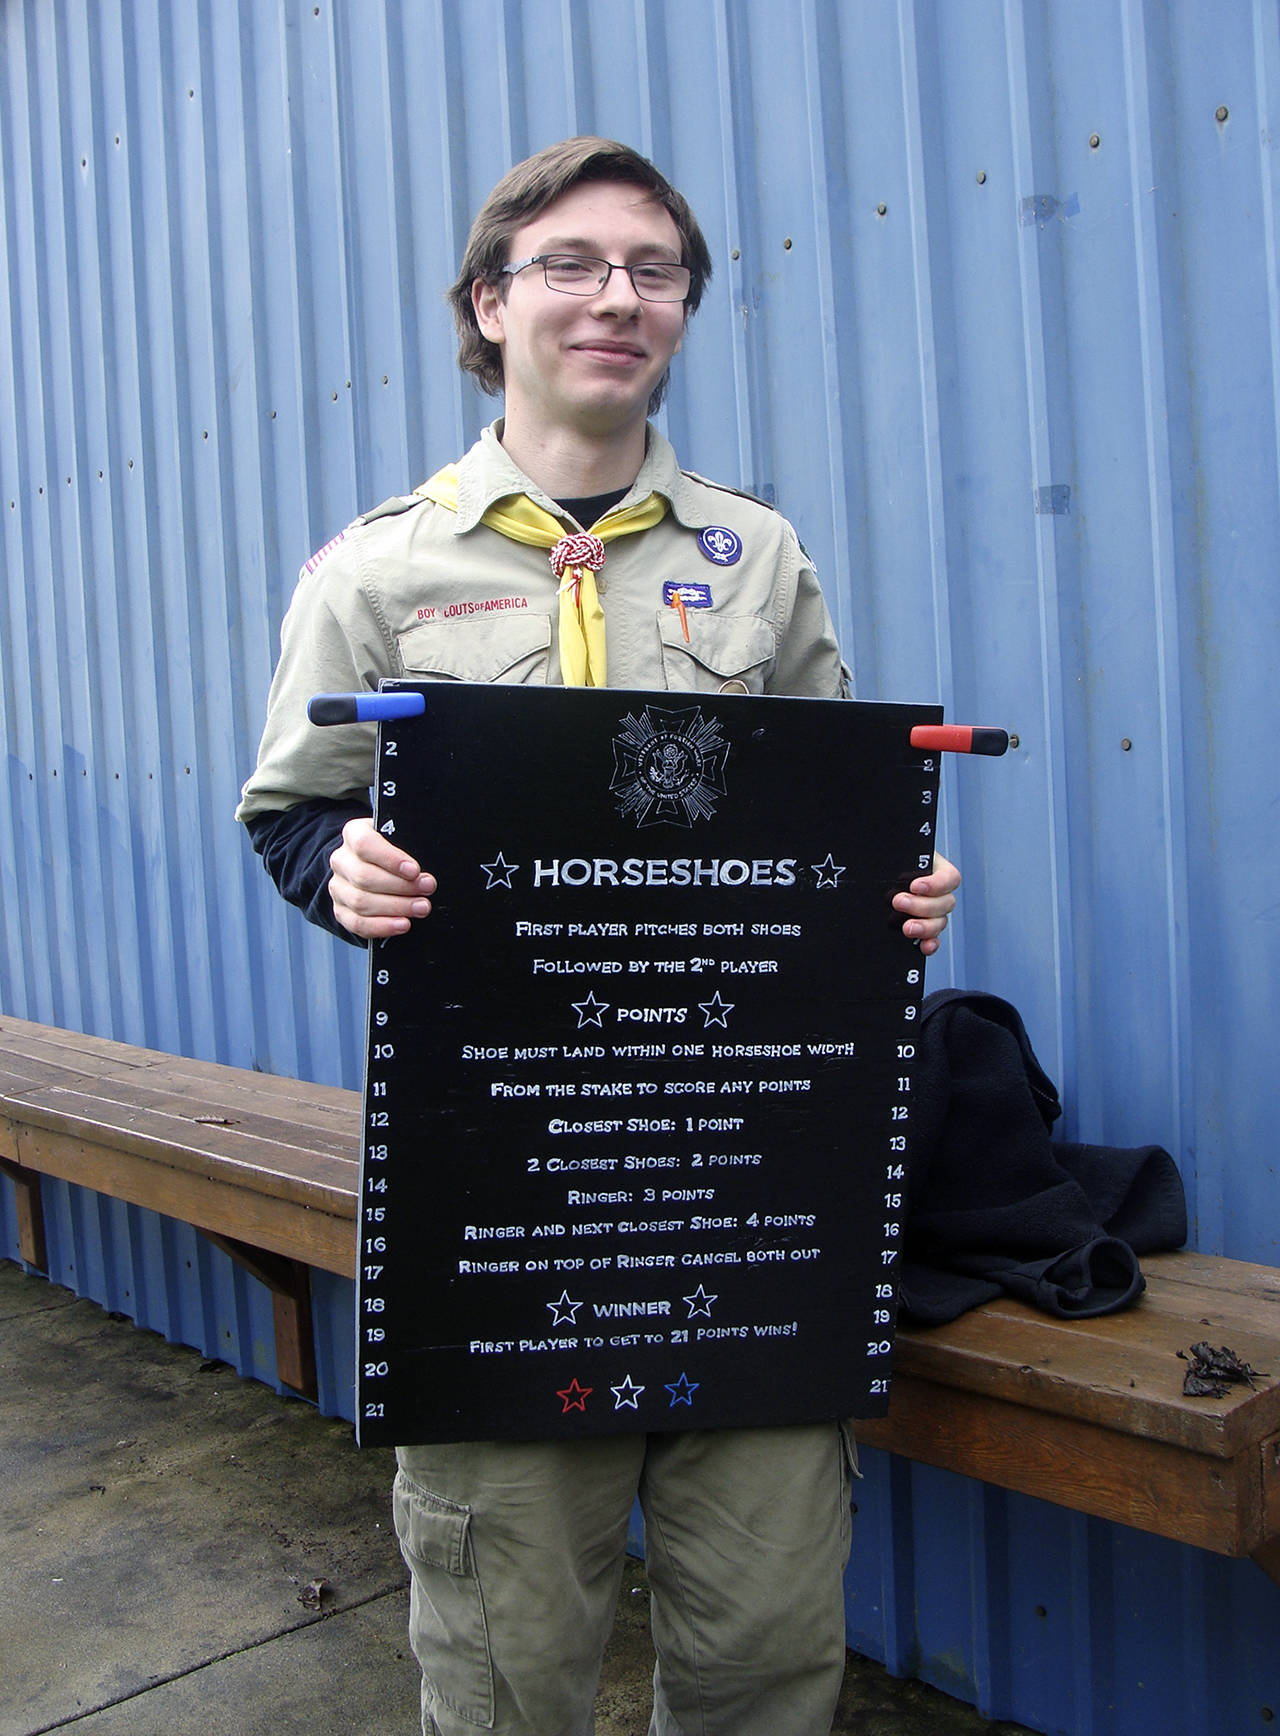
{"left": 2, "top": 1014, "right": 1277, "bottom": 1583}
{"left": 857, "top": 1250, "right": 1280, "bottom": 1584}
{"left": 0, "top": 1015, "right": 360, "bottom": 1401}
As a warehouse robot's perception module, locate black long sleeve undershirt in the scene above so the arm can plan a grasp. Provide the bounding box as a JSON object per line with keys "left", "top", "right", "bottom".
{"left": 245, "top": 795, "right": 371, "bottom": 944}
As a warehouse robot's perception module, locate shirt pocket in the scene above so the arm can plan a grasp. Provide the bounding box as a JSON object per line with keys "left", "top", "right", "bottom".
{"left": 657, "top": 611, "right": 775, "bottom": 694}
{"left": 396, "top": 613, "right": 553, "bottom": 683}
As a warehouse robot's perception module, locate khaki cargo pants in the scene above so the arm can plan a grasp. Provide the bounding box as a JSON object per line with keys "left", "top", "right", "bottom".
{"left": 393, "top": 1422, "right": 856, "bottom": 1736}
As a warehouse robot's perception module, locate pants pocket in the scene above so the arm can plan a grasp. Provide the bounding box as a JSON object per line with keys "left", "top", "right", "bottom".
{"left": 393, "top": 1470, "right": 495, "bottom": 1729}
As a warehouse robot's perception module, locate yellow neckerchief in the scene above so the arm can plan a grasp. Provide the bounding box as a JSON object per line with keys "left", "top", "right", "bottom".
{"left": 416, "top": 465, "right": 667, "bottom": 687}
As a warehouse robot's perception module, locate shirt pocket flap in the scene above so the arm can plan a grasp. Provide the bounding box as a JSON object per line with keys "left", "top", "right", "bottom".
{"left": 657, "top": 611, "right": 776, "bottom": 680}
{"left": 397, "top": 614, "right": 552, "bottom": 682}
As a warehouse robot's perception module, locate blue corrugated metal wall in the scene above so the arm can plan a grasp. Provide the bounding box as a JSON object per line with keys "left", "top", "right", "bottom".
{"left": 2, "top": 3, "right": 1278, "bottom": 1730}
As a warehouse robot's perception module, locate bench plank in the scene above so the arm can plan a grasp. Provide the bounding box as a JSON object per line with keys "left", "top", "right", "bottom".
{"left": 3, "top": 1075, "right": 359, "bottom": 1217}
{"left": 7, "top": 1119, "right": 356, "bottom": 1276}
{"left": 877, "top": 1298, "right": 1279, "bottom": 1457}
{"left": 0, "top": 1018, "right": 173, "bottom": 1083}
{"left": 857, "top": 1373, "right": 1269, "bottom": 1554}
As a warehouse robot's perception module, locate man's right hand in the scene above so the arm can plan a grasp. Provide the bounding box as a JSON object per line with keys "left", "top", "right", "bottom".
{"left": 328, "top": 816, "right": 437, "bottom": 939}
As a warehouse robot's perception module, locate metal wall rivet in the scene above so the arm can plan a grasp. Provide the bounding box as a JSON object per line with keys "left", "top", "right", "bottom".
{"left": 1121, "top": 738, "right": 1133, "bottom": 751}
{"left": 1090, "top": 134, "right": 1101, "bottom": 149}
{"left": 976, "top": 171, "right": 987, "bottom": 184}
{"left": 1216, "top": 105, "right": 1229, "bottom": 123}
{"left": 876, "top": 203, "right": 887, "bottom": 216}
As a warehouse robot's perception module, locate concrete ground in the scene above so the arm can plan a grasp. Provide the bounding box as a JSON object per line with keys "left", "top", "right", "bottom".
{"left": 1, "top": 1259, "right": 1030, "bottom": 1736}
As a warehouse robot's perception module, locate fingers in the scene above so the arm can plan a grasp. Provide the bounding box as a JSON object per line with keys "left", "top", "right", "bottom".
{"left": 911, "top": 852, "right": 961, "bottom": 897}
{"left": 892, "top": 853, "right": 960, "bottom": 957}
{"left": 329, "top": 816, "right": 438, "bottom": 940}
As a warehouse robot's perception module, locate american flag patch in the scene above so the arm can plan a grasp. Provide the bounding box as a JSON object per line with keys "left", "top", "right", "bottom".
{"left": 304, "top": 529, "right": 345, "bottom": 574}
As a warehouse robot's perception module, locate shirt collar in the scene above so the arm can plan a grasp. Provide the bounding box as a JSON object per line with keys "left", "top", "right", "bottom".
{"left": 446, "top": 420, "right": 717, "bottom": 535}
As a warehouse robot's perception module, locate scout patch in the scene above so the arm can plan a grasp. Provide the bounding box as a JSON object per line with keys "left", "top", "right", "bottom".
{"left": 662, "top": 581, "right": 714, "bottom": 610}
{"left": 697, "top": 525, "right": 742, "bottom": 566}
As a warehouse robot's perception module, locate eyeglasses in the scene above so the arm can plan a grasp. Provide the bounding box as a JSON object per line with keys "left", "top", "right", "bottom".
{"left": 499, "top": 253, "right": 691, "bottom": 303}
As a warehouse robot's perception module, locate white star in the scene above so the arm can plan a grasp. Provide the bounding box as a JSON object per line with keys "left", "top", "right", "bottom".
{"left": 480, "top": 852, "right": 520, "bottom": 890}
{"left": 811, "top": 853, "right": 846, "bottom": 890}
{"left": 611, "top": 1374, "right": 645, "bottom": 1410}
{"left": 698, "top": 992, "right": 734, "bottom": 1029}
{"left": 546, "top": 1290, "right": 582, "bottom": 1327}
{"left": 682, "top": 1284, "right": 718, "bottom": 1319}
{"left": 572, "top": 992, "right": 609, "bottom": 1029}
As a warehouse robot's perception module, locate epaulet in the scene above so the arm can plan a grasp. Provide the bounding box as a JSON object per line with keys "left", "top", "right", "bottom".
{"left": 678, "top": 469, "right": 815, "bottom": 563}
{"left": 678, "top": 468, "right": 780, "bottom": 513}
{"left": 358, "top": 493, "right": 427, "bottom": 525}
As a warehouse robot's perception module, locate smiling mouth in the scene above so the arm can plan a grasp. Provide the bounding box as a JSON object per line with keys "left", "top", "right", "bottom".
{"left": 574, "top": 342, "right": 646, "bottom": 362}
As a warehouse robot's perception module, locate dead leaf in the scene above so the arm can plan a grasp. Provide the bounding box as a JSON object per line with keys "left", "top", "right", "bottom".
{"left": 1177, "top": 1342, "right": 1269, "bottom": 1398}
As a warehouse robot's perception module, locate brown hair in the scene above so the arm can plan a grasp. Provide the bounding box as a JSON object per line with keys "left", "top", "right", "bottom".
{"left": 448, "top": 137, "right": 713, "bottom": 409}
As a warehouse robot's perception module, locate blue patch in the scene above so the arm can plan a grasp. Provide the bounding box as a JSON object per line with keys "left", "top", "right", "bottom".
{"left": 697, "top": 525, "right": 742, "bottom": 566}
{"left": 663, "top": 581, "right": 714, "bottom": 609}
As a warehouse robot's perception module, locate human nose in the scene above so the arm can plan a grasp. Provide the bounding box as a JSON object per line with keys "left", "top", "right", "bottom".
{"left": 591, "top": 262, "right": 644, "bottom": 313}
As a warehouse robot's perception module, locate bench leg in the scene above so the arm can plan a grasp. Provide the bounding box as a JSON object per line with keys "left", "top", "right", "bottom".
{"left": 0, "top": 1156, "right": 48, "bottom": 1272}
{"left": 1251, "top": 1537, "right": 1280, "bottom": 1588}
{"left": 203, "top": 1233, "right": 319, "bottom": 1403}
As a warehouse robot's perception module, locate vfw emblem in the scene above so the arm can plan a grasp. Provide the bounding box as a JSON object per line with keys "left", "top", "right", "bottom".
{"left": 610, "top": 705, "right": 730, "bottom": 828}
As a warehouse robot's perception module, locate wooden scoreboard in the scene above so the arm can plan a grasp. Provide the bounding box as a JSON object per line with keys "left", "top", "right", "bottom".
{"left": 347, "top": 683, "right": 944, "bottom": 1446}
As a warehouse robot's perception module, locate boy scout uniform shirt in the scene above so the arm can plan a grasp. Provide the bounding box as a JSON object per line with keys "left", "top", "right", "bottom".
{"left": 236, "top": 422, "right": 849, "bottom": 824}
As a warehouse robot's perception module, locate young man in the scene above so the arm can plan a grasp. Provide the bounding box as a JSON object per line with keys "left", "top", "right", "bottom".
{"left": 239, "top": 138, "right": 959, "bottom": 1736}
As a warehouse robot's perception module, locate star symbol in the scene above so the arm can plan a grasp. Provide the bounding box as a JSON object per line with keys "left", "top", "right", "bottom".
{"left": 682, "top": 1284, "right": 717, "bottom": 1318}
{"left": 698, "top": 992, "right": 734, "bottom": 1029}
{"left": 572, "top": 992, "right": 609, "bottom": 1029}
{"left": 811, "top": 853, "right": 846, "bottom": 890}
{"left": 611, "top": 1374, "right": 645, "bottom": 1410}
{"left": 665, "top": 1372, "right": 700, "bottom": 1407}
{"left": 480, "top": 852, "right": 520, "bottom": 890}
{"left": 546, "top": 1290, "right": 582, "bottom": 1327}
{"left": 557, "top": 1378, "right": 592, "bottom": 1413}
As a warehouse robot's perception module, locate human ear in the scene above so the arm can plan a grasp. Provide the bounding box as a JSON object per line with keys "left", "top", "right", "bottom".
{"left": 472, "top": 277, "right": 506, "bottom": 343}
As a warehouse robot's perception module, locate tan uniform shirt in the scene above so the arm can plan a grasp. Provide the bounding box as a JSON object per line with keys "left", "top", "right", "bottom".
{"left": 237, "top": 422, "right": 848, "bottom": 822}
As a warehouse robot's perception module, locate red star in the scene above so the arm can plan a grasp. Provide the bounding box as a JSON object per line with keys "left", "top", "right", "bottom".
{"left": 556, "top": 1378, "right": 593, "bottom": 1414}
